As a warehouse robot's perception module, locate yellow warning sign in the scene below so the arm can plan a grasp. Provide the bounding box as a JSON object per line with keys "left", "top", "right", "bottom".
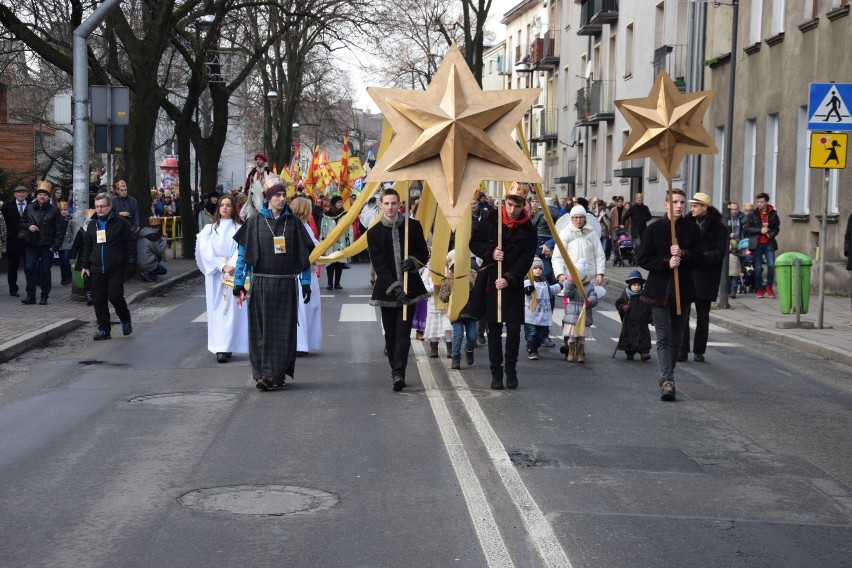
{"left": 810, "top": 132, "right": 847, "bottom": 169}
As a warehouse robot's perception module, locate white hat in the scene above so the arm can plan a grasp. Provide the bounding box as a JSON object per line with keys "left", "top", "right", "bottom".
{"left": 569, "top": 205, "right": 587, "bottom": 217}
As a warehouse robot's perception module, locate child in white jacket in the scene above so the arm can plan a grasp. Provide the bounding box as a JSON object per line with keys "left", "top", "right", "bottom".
{"left": 523, "top": 257, "right": 562, "bottom": 360}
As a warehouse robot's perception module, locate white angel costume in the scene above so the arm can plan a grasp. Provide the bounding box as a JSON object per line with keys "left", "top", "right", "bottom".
{"left": 195, "top": 219, "right": 249, "bottom": 354}
{"left": 296, "top": 221, "right": 323, "bottom": 352}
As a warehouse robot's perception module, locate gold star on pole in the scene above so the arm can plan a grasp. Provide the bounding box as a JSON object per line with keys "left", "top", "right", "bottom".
{"left": 615, "top": 70, "right": 718, "bottom": 181}
{"left": 364, "top": 44, "right": 542, "bottom": 229}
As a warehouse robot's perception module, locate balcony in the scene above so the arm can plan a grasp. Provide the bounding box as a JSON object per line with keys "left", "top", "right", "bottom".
{"left": 614, "top": 159, "right": 643, "bottom": 178}
{"left": 575, "top": 80, "right": 616, "bottom": 125}
{"left": 554, "top": 160, "right": 577, "bottom": 186}
{"left": 652, "top": 45, "right": 688, "bottom": 92}
{"left": 530, "top": 107, "right": 558, "bottom": 142}
{"left": 530, "top": 30, "right": 559, "bottom": 69}
{"left": 578, "top": 0, "right": 619, "bottom": 36}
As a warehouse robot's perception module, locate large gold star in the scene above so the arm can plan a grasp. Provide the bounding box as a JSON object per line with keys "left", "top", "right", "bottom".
{"left": 615, "top": 70, "right": 718, "bottom": 181}
{"left": 364, "top": 44, "right": 541, "bottom": 229}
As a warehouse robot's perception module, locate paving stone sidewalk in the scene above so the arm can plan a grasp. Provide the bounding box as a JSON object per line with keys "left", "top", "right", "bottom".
{"left": 0, "top": 257, "right": 200, "bottom": 362}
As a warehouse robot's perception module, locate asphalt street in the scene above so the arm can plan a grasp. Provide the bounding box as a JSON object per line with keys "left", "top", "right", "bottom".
{"left": 0, "top": 265, "right": 850, "bottom": 568}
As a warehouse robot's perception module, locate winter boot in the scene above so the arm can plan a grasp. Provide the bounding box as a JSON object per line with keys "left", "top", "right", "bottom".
{"left": 505, "top": 366, "right": 518, "bottom": 389}
{"left": 446, "top": 341, "right": 453, "bottom": 359}
{"left": 464, "top": 348, "right": 475, "bottom": 366}
{"left": 566, "top": 340, "right": 576, "bottom": 362}
{"left": 429, "top": 341, "right": 439, "bottom": 358}
{"left": 451, "top": 356, "right": 461, "bottom": 370}
{"left": 576, "top": 342, "right": 585, "bottom": 364}
{"left": 490, "top": 368, "right": 504, "bottom": 390}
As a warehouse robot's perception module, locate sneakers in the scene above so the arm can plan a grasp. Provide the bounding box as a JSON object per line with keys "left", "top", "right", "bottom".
{"left": 93, "top": 330, "right": 111, "bottom": 341}
{"left": 451, "top": 357, "right": 461, "bottom": 370}
{"left": 527, "top": 349, "right": 539, "bottom": 360}
{"left": 122, "top": 321, "right": 133, "bottom": 336}
{"left": 694, "top": 353, "right": 705, "bottom": 362}
{"left": 464, "top": 348, "right": 474, "bottom": 366}
{"left": 756, "top": 287, "right": 765, "bottom": 299}
{"left": 660, "top": 380, "right": 676, "bottom": 401}
{"left": 764, "top": 286, "right": 776, "bottom": 299}
{"left": 541, "top": 337, "right": 556, "bottom": 348}
{"left": 139, "top": 272, "right": 154, "bottom": 282}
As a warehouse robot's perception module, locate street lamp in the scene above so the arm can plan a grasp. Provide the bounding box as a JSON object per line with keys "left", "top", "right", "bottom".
{"left": 265, "top": 90, "right": 278, "bottom": 161}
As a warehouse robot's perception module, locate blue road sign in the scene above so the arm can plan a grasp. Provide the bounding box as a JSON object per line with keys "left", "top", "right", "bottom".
{"left": 808, "top": 83, "right": 852, "bottom": 131}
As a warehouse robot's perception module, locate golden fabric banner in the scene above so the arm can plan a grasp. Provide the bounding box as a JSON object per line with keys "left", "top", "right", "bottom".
{"left": 429, "top": 197, "right": 452, "bottom": 311}
{"left": 446, "top": 205, "right": 472, "bottom": 321}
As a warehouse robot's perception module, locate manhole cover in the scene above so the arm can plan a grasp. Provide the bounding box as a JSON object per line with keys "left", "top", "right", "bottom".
{"left": 129, "top": 392, "right": 238, "bottom": 405}
{"left": 178, "top": 485, "right": 339, "bottom": 516}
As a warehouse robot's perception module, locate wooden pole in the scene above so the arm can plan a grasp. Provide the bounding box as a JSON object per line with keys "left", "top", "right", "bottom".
{"left": 497, "top": 185, "right": 503, "bottom": 322}
{"left": 668, "top": 178, "right": 681, "bottom": 315}
{"left": 402, "top": 187, "right": 410, "bottom": 321}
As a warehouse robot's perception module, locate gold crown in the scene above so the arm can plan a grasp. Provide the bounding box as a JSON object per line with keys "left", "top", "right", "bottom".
{"left": 506, "top": 182, "right": 530, "bottom": 202}
{"left": 263, "top": 173, "right": 283, "bottom": 191}
{"left": 36, "top": 180, "right": 53, "bottom": 192}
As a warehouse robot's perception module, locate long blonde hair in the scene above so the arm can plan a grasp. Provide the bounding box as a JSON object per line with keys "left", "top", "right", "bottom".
{"left": 289, "top": 197, "right": 312, "bottom": 222}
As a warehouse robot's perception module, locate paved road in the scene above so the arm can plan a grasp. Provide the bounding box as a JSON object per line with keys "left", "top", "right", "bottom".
{"left": 0, "top": 264, "right": 850, "bottom": 567}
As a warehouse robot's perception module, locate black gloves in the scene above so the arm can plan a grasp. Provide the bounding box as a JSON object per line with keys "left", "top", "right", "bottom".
{"left": 401, "top": 257, "right": 418, "bottom": 273}
{"left": 395, "top": 289, "right": 411, "bottom": 305}
{"left": 233, "top": 285, "right": 247, "bottom": 297}
{"left": 524, "top": 285, "right": 535, "bottom": 296}
{"left": 302, "top": 283, "right": 311, "bottom": 304}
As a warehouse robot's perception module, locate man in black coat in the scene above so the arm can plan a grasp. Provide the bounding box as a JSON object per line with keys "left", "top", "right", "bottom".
{"left": 1, "top": 185, "right": 30, "bottom": 296}
{"left": 622, "top": 192, "right": 652, "bottom": 254}
{"left": 367, "top": 188, "right": 430, "bottom": 391}
{"left": 20, "top": 182, "right": 63, "bottom": 305}
{"left": 469, "top": 182, "right": 537, "bottom": 390}
{"left": 81, "top": 193, "right": 136, "bottom": 340}
{"left": 637, "top": 189, "right": 703, "bottom": 402}
{"left": 678, "top": 193, "right": 727, "bottom": 363}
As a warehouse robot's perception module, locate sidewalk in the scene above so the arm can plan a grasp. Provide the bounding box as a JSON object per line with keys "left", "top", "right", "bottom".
{"left": 0, "top": 257, "right": 200, "bottom": 363}
{"left": 602, "top": 262, "right": 852, "bottom": 367}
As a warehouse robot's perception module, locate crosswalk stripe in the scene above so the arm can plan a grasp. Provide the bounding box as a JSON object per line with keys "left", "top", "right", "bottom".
{"left": 339, "top": 304, "right": 377, "bottom": 322}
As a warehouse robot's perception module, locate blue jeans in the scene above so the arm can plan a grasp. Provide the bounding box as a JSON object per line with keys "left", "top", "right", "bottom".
{"left": 524, "top": 323, "right": 550, "bottom": 351}
{"left": 24, "top": 245, "right": 53, "bottom": 299}
{"left": 145, "top": 263, "right": 168, "bottom": 276}
{"left": 58, "top": 249, "right": 72, "bottom": 282}
{"left": 451, "top": 318, "right": 477, "bottom": 357}
{"left": 753, "top": 243, "right": 775, "bottom": 289}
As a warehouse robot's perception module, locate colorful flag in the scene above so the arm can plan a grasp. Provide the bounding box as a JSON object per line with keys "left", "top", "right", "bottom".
{"left": 289, "top": 142, "right": 302, "bottom": 187}
{"left": 302, "top": 140, "right": 321, "bottom": 199}
{"left": 339, "top": 131, "right": 352, "bottom": 205}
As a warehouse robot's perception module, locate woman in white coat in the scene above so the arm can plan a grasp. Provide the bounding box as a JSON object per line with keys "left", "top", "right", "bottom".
{"left": 195, "top": 195, "right": 249, "bottom": 362}
{"left": 290, "top": 197, "right": 323, "bottom": 353}
{"left": 551, "top": 205, "right": 606, "bottom": 286}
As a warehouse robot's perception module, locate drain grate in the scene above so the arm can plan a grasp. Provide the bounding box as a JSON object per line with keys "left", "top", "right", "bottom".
{"left": 178, "top": 485, "right": 339, "bottom": 516}
{"left": 129, "top": 392, "right": 239, "bottom": 405}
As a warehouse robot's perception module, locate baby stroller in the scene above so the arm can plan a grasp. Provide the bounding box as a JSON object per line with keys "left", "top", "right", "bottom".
{"left": 612, "top": 229, "right": 635, "bottom": 267}
{"left": 736, "top": 238, "right": 756, "bottom": 294}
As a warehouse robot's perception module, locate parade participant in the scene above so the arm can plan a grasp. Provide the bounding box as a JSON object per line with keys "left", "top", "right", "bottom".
{"left": 559, "top": 262, "right": 597, "bottom": 363}
{"left": 81, "top": 193, "right": 136, "bottom": 339}
{"left": 111, "top": 180, "right": 139, "bottom": 233}
{"left": 232, "top": 175, "right": 313, "bottom": 390}
{"left": 440, "top": 250, "right": 478, "bottom": 369}
{"left": 367, "top": 188, "right": 430, "bottom": 391}
{"left": 195, "top": 195, "right": 248, "bottom": 363}
{"left": 615, "top": 270, "right": 653, "bottom": 361}
{"left": 319, "top": 195, "right": 352, "bottom": 290}
{"left": 20, "top": 181, "right": 63, "bottom": 305}
{"left": 289, "top": 197, "right": 323, "bottom": 354}
{"left": 421, "top": 263, "right": 452, "bottom": 359}
{"left": 469, "top": 182, "right": 537, "bottom": 390}
{"left": 523, "top": 257, "right": 561, "bottom": 360}
{"left": 679, "top": 192, "right": 727, "bottom": 363}
{"left": 242, "top": 153, "right": 271, "bottom": 220}
{"left": 637, "top": 189, "right": 703, "bottom": 401}
{"left": 1, "top": 185, "right": 30, "bottom": 296}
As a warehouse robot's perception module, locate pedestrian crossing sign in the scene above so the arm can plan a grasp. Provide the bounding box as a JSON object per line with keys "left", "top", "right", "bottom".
{"left": 808, "top": 83, "right": 852, "bottom": 131}
{"left": 809, "top": 133, "right": 847, "bottom": 169}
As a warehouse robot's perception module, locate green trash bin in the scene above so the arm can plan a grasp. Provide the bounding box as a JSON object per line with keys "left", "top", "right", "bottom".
{"left": 775, "top": 252, "right": 812, "bottom": 314}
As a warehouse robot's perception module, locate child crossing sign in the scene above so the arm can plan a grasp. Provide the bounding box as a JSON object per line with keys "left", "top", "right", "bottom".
{"left": 809, "top": 133, "right": 847, "bottom": 169}
{"left": 808, "top": 83, "right": 852, "bottom": 131}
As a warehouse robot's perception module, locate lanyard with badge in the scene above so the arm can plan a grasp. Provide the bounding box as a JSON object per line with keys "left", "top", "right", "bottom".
{"left": 97, "top": 221, "right": 107, "bottom": 244}
{"left": 264, "top": 216, "right": 286, "bottom": 254}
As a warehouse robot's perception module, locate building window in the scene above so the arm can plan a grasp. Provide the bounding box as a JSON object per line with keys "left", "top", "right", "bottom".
{"left": 743, "top": 118, "right": 757, "bottom": 203}
{"left": 562, "top": 65, "right": 570, "bottom": 108}
{"left": 605, "top": 133, "right": 613, "bottom": 183}
{"left": 590, "top": 135, "right": 598, "bottom": 185}
{"left": 771, "top": 0, "right": 786, "bottom": 34}
{"left": 764, "top": 113, "right": 779, "bottom": 204}
{"left": 713, "top": 126, "right": 725, "bottom": 201}
{"left": 750, "top": 0, "right": 763, "bottom": 45}
{"left": 654, "top": 2, "right": 665, "bottom": 50}
{"left": 803, "top": 0, "right": 818, "bottom": 21}
{"left": 794, "top": 106, "right": 810, "bottom": 214}
{"left": 624, "top": 23, "right": 634, "bottom": 78}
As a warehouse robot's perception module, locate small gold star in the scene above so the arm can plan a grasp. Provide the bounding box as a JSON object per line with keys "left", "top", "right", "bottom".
{"left": 616, "top": 70, "right": 718, "bottom": 181}
{"left": 364, "top": 44, "right": 542, "bottom": 229}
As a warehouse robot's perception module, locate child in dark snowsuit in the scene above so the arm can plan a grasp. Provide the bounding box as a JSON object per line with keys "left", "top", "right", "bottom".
{"left": 615, "top": 270, "right": 653, "bottom": 361}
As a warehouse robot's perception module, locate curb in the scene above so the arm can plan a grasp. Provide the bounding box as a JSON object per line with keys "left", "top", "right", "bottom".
{"left": 0, "top": 268, "right": 201, "bottom": 364}
{"left": 0, "top": 319, "right": 86, "bottom": 364}
{"left": 602, "top": 277, "right": 850, "bottom": 367}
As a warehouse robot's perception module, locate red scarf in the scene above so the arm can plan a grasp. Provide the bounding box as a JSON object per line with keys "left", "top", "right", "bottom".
{"left": 502, "top": 207, "right": 529, "bottom": 230}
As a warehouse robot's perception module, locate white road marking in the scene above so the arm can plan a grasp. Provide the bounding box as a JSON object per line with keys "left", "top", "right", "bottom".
{"left": 192, "top": 312, "right": 207, "bottom": 323}
{"left": 339, "top": 304, "right": 377, "bottom": 322}
{"left": 348, "top": 294, "right": 372, "bottom": 298}
{"left": 320, "top": 294, "right": 333, "bottom": 298}
{"left": 433, "top": 353, "right": 575, "bottom": 568}
{"left": 412, "top": 342, "right": 514, "bottom": 568}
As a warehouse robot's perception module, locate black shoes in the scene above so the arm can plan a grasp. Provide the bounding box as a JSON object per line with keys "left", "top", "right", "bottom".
{"left": 255, "top": 378, "right": 273, "bottom": 391}
{"left": 640, "top": 352, "right": 651, "bottom": 361}
{"left": 216, "top": 352, "right": 228, "bottom": 363}
{"left": 392, "top": 375, "right": 406, "bottom": 391}
{"left": 61, "top": 278, "right": 72, "bottom": 286}
{"left": 506, "top": 368, "right": 518, "bottom": 389}
{"left": 326, "top": 285, "right": 333, "bottom": 290}
{"left": 527, "top": 349, "right": 539, "bottom": 360}
{"left": 21, "top": 296, "right": 36, "bottom": 305}
{"left": 93, "top": 330, "right": 111, "bottom": 340}
{"left": 694, "top": 353, "right": 705, "bottom": 362}
{"left": 464, "top": 348, "right": 474, "bottom": 366}
{"left": 451, "top": 357, "right": 461, "bottom": 370}
{"left": 660, "top": 380, "right": 676, "bottom": 401}
{"left": 626, "top": 352, "right": 635, "bottom": 361}
{"left": 334, "top": 285, "right": 343, "bottom": 290}
{"left": 38, "top": 297, "right": 48, "bottom": 305}
{"left": 676, "top": 353, "right": 688, "bottom": 362}
{"left": 122, "top": 322, "right": 133, "bottom": 336}
{"left": 490, "top": 375, "right": 504, "bottom": 390}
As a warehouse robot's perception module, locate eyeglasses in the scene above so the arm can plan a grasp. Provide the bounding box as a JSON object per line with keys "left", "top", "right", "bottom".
{"left": 94, "top": 204, "right": 110, "bottom": 209}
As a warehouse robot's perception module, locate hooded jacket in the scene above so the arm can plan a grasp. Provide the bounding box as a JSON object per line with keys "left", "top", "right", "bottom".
{"left": 137, "top": 227, "right": 166, "bottom": 271}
